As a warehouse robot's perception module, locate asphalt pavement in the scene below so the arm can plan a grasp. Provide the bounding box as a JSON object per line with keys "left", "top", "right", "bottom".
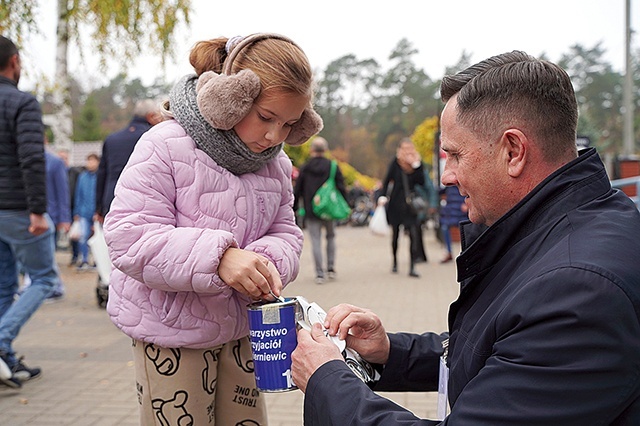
{"left": 0, "top": 223, "right": 460, "bottom": 425}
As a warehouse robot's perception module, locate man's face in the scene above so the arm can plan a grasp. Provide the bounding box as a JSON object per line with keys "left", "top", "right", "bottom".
{"left": 439, "top": 97, "right": 506, "bottom": 226}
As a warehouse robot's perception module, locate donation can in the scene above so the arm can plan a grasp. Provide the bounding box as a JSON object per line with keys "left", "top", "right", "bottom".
{"left": 247, "top": 298, "right": 301, "bottom": 392}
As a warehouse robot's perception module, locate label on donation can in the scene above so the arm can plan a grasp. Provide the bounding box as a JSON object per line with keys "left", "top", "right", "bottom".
{"left": 247, "top": 298, "right": 301, "bottom": 392}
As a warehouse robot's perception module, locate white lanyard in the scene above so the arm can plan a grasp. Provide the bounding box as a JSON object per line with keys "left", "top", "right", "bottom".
{"left": 436, "top": 338, "right": 450, "bottom": 420}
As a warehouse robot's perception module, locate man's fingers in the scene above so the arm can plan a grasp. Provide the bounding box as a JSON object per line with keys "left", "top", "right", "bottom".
{"left": 310, "top": 322, "right": 326, "bottom": 342}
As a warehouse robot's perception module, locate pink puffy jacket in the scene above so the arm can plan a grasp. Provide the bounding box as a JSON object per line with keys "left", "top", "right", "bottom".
{"left": 104, "top": 120, "right": 303, "bottom": 349}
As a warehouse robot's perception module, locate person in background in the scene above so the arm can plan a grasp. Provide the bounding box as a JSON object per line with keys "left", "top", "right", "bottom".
{"left": 0, "top": 35, "right": 55, "bottom": 388}
{"left": 294, "top": 137, "right": 348, "bottom": 284}
{"left": 94, "top": 99, "right": 163, "bottom": 222}
{"left": 291, "top": 51, "right": 640, "bottom": 424}
{"left": 104, "top": 33, "right": 321, "bottom": 425}
{"left": 73, "top": 153, "right": 99, "bottom": 271}
{"left": 57, "top": 148, "right": 85, "bottom": 267}
{"left": 438, "top": 185, "right": 468, "bottom": 263}
{"left": 44, "top": 130, "right": 70, "bottom": 298}
{"left": 379, "top": 138, "right": 426, "bottom": 277}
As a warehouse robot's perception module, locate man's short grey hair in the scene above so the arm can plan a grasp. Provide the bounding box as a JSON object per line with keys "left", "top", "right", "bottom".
{"left": 311, "top": 137, "right": 328, "bottom": 153}
{"left": 133, "top": 99, "right": 161, "bottom": 117}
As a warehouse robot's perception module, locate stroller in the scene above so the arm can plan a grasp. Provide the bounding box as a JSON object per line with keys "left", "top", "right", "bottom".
{"left": 87, "top": 221, "right": 111, "bottom": 308}
{"left": 350, "top": 195, "right": 374, "bottom": 227}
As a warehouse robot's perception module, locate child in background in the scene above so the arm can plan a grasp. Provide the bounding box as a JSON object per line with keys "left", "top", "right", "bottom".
{"left": 104, "top": 33, "right": 322, "bottom": 425}
{"left": 73, "top": 153, "right": 99, "bottom": 271}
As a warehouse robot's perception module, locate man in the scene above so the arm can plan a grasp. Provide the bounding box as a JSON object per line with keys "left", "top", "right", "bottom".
{"left": 294, "top": 137, "right": 348, "bottom": 284}
{"left": 0, "top": 36, "right": 57, "bottom": 388}
{"left": 94, "top": 99, "right": 162, "bottom": 221}
{"left": 291, "top": 51, "right": 640, "bottom": 424}
{"left": 44, "top": 131, "right": 71, "bottom": 299}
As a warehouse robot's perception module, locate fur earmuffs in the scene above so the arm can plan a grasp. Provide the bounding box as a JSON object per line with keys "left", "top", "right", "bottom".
{"left": 195, "top": 69, "right": 323, "bottom": 146}
{"left": 196, "top": 69, "right": 260, "bottom": 131}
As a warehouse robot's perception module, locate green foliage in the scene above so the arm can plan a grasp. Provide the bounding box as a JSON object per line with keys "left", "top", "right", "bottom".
{"left": 284, "top": 143, "right": 311, "bottom": 169}
{"left": 68, "top": 0, "right": 191, "bottom": 69}
{"left": 75, "top": 93, "right": 106, "bottom": 141}
{"left": 411, "top": 116, "right": 439, "bottom": 169}
{"left": 559, "top": 43, "right": 627, "bottom": 153}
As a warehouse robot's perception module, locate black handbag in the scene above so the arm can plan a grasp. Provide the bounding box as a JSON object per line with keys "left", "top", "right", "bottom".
{"left": 402, "top": 171, "right": 428, "bottom": 215}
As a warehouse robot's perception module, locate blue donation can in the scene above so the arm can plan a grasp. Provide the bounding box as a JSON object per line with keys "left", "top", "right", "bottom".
{"left": 247, "top": 298, "right": 301, "bottom": 392}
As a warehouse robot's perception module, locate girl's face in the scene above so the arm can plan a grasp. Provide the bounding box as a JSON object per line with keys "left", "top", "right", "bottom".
{"left": 234, "top": 91, "right": 309, "bottom": 153}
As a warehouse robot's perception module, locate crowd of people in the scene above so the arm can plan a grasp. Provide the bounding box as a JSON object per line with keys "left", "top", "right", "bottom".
{"left": 0, "top": 34, "right": 164, "bottom": 390}
{"left": 2, "top": 31, "right": 639, "bottom": 425}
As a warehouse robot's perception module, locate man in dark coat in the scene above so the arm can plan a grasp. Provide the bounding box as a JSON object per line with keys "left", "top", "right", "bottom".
{"left": 291, "top": 51, "right": 640, "bottom": 425}
{"left": 94, "top": 99, "right": 162, "bottom": 220}
{"left": 0, "top": 36, "right": 57, "bottom": 388}
{"left": 294, "top": 137, "right": 348, "bottom": 284}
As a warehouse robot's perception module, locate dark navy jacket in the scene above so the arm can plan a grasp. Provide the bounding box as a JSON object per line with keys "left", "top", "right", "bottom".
{"left": 304, "top": 149, "right": 640, "bottom": 425}
{"left": 95, "top": 116, "right": 151, "bottom": 215}
{"left": 0, "top": 75, "right": 46, "bottom": 214}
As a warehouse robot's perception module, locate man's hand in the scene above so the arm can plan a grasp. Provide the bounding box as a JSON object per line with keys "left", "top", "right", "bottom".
{"left": 291, "top": 323, "right": 343, "bottom": 392}
{"left": 218, "top": 247, "right": 283, "bottom": 300}
{"left": 28, "top": 213, "right": 49, "bottom": 236}
{"left": 324, "top": 303, "right": 390, "bottom": 365}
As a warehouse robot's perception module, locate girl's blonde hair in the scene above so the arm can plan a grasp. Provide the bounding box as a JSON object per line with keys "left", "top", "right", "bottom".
{"left": 189, "top": 35, "right": 314, "bottom": 101}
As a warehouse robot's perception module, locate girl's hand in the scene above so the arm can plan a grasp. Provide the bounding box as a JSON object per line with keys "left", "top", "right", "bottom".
{"left": 218, "top": 247, "right": 283, "bottom": 300}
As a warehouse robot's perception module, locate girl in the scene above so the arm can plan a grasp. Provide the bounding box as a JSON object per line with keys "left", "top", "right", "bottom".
{"left": 104, "top": 33, "right": 322, "bottom": 425}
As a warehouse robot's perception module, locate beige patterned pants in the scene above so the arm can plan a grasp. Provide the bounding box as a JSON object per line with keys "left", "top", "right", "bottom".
{"left": 132, "top": 337, "right": 268, "bottom": 425}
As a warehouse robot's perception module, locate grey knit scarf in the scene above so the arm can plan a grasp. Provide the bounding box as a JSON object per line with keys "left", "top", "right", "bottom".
{"left": 168, "top": 74, "right": 282, "bottom": 175}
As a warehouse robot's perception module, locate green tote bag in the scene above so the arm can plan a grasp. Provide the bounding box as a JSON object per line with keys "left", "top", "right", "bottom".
{"left": 312, "top": 161, "right": 351, "bottom": 221}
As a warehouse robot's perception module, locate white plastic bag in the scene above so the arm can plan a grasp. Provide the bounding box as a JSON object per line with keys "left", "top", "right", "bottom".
{"left": 369, "top": 205, "right": 389, "bottom": 236}
{"left": 68, "top": 219, "right": 82, "bottom": 241}
{"left": 87, "top": 221, "right": 112, "bottom": 285}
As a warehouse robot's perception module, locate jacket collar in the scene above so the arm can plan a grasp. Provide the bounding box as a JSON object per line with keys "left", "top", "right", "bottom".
{"left": 456, "top": 148, "right": 610, "bottom": 282}
{"left": 0, "top": 75, "right": 18, "bottom": 88}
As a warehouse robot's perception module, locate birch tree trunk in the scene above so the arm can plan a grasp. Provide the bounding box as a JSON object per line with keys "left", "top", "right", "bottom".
{"left": 52, "top": 0, "right": 73, "bottom": 151}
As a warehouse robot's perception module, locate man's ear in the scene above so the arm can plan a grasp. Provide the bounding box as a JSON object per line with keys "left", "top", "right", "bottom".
{"left": 503, "top": 128, "right": 527, "bottom": 178}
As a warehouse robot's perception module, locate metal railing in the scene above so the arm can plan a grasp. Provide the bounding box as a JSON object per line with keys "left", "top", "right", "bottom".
{"left": 610, "top": 176, "right": 640, "bottom": 208}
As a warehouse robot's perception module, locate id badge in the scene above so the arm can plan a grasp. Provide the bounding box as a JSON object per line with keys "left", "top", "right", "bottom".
{"left": 436, "top": 339, "right": 449, "bottom": 420}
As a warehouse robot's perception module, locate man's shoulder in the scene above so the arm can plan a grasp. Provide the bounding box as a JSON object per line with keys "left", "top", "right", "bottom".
{"left": 45, "top": 151, "right": 65, "bottom": 168}
{"left": 104, "top": 121, "right": 151, "bottom": 144}
{"left": 0, "top": 83, "right": 41, "bottom": 111}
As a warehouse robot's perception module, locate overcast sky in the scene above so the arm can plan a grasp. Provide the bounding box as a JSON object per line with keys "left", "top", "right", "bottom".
{"left": 19, "top": 0, "right": 639, "bottom": 91}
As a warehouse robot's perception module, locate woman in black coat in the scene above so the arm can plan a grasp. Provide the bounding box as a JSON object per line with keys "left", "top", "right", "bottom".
{"left": 380, "top": 139, "right": 426, "bottom": 277}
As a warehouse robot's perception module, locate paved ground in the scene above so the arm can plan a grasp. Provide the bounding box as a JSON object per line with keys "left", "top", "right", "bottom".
{"left": 0, "top": 224, "right": 460, "bottom": 425}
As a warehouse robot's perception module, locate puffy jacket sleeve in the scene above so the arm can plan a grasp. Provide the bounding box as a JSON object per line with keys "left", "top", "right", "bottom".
{"left": 16, "top": 95, "right": 47, "bottom": 214}
{"left": 244, "top": 154, "right": 303, "bottom": 286}
{"left": 104, "top": 132, "right": 237, "bottom": 294}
